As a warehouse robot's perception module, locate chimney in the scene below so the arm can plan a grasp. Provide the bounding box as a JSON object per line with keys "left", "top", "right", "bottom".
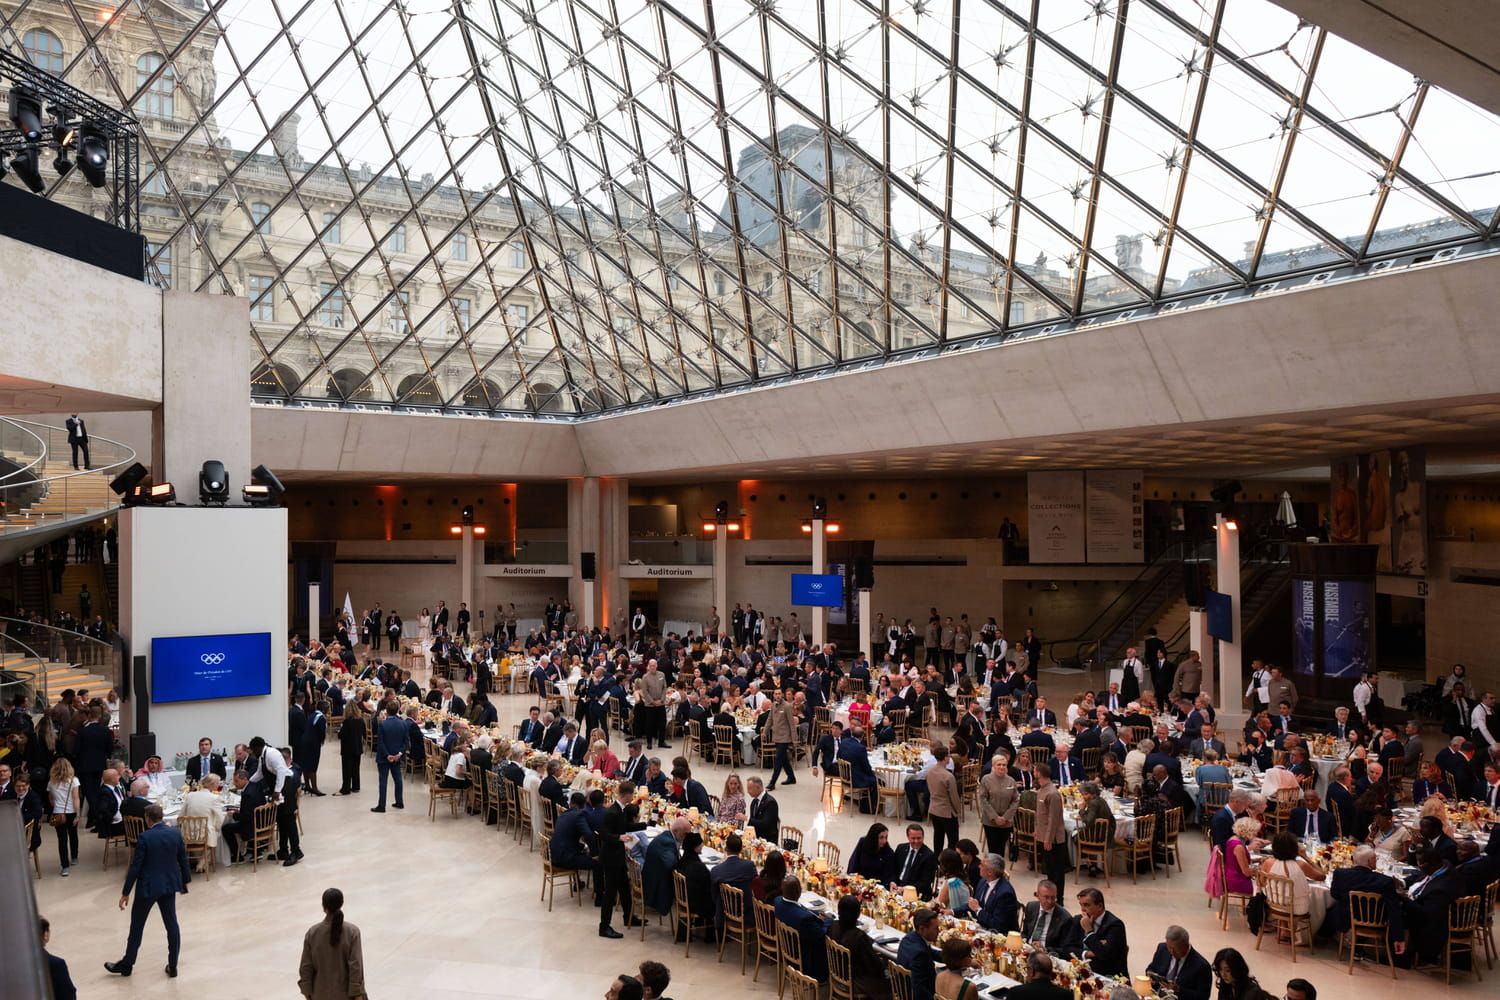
{"left": 271, "top": 110, "right": 302, "bottom": 166}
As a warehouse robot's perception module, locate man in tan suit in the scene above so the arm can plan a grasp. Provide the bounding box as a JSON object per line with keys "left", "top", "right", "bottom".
{"left": 1033, "top": 761, "right": 1068, "bottom": 894}
{"left": 766, "top": 688, "right": 799, "bottom": 790}
{"left": 926, "top": 744, "right": 964, "bottom": 854}
{"left": 978, "top": 752, "right": 1020, "bottom": 860}
{"left": 634, "top": 660, "right": 670, "bottom": 750}
{"left": 1171, "top": 650, "right": 1204, "bottom": 701}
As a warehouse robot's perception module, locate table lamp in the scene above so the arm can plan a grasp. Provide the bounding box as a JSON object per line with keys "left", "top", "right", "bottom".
{"left": 1133, "top": 975, "right": 1153, "bottom": 997}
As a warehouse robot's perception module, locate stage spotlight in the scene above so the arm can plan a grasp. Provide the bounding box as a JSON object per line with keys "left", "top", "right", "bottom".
{"left": 199, "top": 460, "right": 230, "bottom": 505}
{"left": 109, "top": 462, "right": 150, "bottom": 499}
{"left": 132, "top": 481, "right": 175, "bottom": 506}
{"left": 9, "top": 145, "right": 45, "bottom": 193}
{"left": 8, "top": 88, "right": 44, "bottom": 142}
{"left": 77, "top": 124, "right": 108, "bottom": 187}
{"left": 51, "top": 122, "right": 74, "bottom": 178}
{"left": 242, "top": 464, "right": 285, "bottom": 507}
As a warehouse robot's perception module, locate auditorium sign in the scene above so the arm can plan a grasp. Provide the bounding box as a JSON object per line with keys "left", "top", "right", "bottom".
{"left": 618, "top": 564, "right": 714, "bottom": 579}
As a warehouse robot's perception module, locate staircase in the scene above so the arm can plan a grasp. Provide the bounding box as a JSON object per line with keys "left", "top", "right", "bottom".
{"left": 0, "top": 457, "right": 119, "bottom": 536}
{"left": 0, "top": 617, "right": 117, "bottom": 706}
{"left": 0, "top": 416, "right": 136, "bottom": 568}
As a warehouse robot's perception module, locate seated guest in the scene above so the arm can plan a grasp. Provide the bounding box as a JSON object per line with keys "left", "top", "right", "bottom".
{"left": 642, "top": 758, "right": 669, "bottom": 798}
{"left": 1404, "top": 814, "right": 1458, "bottom": 867}
{"left": 179, "top": 774, "right": 225, "bottom": 871}
{"left": 1256, "top": 832, "right": 1327, "bottom": 935}
{"left": 185, "top": 738, "right": 226, "bottom": 783}
{"left": 1224, "top": 817, "right": 1260, "bottom": 899}
{"left": 1022, "top": 880, "right": 1074, "bottom": 953}
{"left": 94, "top": 768, "right": 125, "bottom": 840}
{"left": 1007, "top": 952, "right": 1072, "bottom": 1000}
{"left": 1098, "top": 753, "right": 1127, "bottom": 795}
{"left": 709, "top": 833, "right": 756, "bottom": 927}
{"left": 440, "top": 739, "right": 471, "bottom": 789}
{"left": 890, "top": 823, "right": 937, "bottom": 900}
{"left": 1454, "top": 839, "right": 1496, "bottom": 897}
{"left": 1400, "top": 848, "right": 1459, "bottom": 967}
{"left": 1188, "top": 725, "right": 1226, "bottom": 759}
{"left": 935, "top": 849, "right": 970, "bottom": 914}
{"left": 140, "top": 757, "right": 174, "bottom": 797}
{"left": 753, "top": 851, "right": 787, "bottom": 903}
{"left": 828, "top": 894, "right": 890, "bottom": 999}
{"left": 1328, "top": 845, "right": 1405, "bottom": 949}
{"left": 120, "top": 778, "right": 152, "bottom": 820}
{"left": 1075, "top": 781, "right": 1117, "bottom": 854}
{"left": 642, "top": 817, "right": 689, "bottom": 915}
{"left": 221, "top": 771, "right": 267, "bottom": 862}
{"left": 935, "top": 938, "right": 980, "bottom": 1000}
{"left": 896, "top": 907, "right": 940, "bottom": 1000}
{"left": 847, "top": 822, "right": 895, "bottom": 882}
{"left": 1411, "top": 761, "right": 1452, "bottom": 805}
{"left": 969, "top": 853, "right": 1019, "bottom": 933}
{"left": 538, "top": 759, "right": 569, "bottom": 809}
{"left": 1144, "top": 925, "right": 1211, "bottom": 1000}
{"left": 677, "top": 832, "right": 715, "bottom": 942}
{"left": 667, "top": 763, "right": 712, "bottom": 815}
{"left": 550, "top": 792, "right": 600, "bottom": 883}
{"left": 773, "top": 875, "right": 830, "bottom": 981}
{"left": 1210, "top": 948, "right": 1275, "bottom": 1000}
{"left": 586, "top": 739, "right": 620, "bottom": 779}
{"left": 1288, "top": 790, "right": 1335, "bottom": 844}
{"left": 1364, "top": 806, "right": 1409, "bottom": 857}
{"left": 1071, "top": 888, "right": 1128, "bottom": 977}
{"left": 1238, "top": 731, "right": 1273, "bottom": 771}
{"left": 839, "top": 726, "right": 881, "bottom": 812}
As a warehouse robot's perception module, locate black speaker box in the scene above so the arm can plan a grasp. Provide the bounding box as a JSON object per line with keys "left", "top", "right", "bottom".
{"left": 128, "top": 732, "right": 156, "bottom": 771}
{"left": 854, "top": 556, "right": 875, "bottom": 590}
{"left": 581, "top": 551, "right": 597, "bottom": 581}
{"left": 1184, "top": 563, "right": 1208, "bottom": 607}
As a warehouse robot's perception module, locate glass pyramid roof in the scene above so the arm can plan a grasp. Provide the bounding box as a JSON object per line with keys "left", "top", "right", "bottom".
{"left": 3, "top": 0, "right": 1497, "bottom": 416}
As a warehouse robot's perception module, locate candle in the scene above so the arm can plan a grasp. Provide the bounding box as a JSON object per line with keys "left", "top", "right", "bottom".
{"left": 1133, "top": 975, "right": 1153, "bottom": 997}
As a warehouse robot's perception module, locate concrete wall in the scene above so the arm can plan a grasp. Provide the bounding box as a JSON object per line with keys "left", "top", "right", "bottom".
{"left": 0, "top": 235, "right": 163, "bottom": 410}
{"left": 120, "top": 506, "right": 287, "bottom": 759}
{"left": 159, "top": 291, "right": 252, "bottom": 492}
{"left": 1425, "top": 539, "right": 1500, "bottom": 692}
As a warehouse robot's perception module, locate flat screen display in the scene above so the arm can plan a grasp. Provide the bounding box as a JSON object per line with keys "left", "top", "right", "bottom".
{"left": 151, "top": 631, "right": 273, "bottom": 703}
{"left": 791, "top": 573, "right": 844, "bottom": 608}
{"left": 1204, "top": 590, "right": 1233, "bottom": 642}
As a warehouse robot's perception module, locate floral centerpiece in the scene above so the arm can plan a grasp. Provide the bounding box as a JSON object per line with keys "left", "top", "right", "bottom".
{"left": 734, "top": 708, "right": 758, "bottom": 728}
{"left": 883, "top": 743, "right": 930, "bottom": 769}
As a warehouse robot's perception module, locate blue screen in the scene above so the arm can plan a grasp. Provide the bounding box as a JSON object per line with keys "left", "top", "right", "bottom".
{"left": 791, "top": 573, "right": 844, "bottom": 607}
{"left": 1205, "top": 590, "right": 1233, "bottom": 642}
{"left": 151, "top": 632, "right": 273, "bottom": 703}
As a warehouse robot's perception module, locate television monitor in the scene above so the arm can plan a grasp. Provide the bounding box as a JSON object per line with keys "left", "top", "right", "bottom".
{"left": 791, "top": 573, "right": 844, "bottom": 608}
{"left": 151, "top": 631, "right": 273, "bottom": 703}
{"left": 1205, "top": 590, "right": 1233, "bottom": 643}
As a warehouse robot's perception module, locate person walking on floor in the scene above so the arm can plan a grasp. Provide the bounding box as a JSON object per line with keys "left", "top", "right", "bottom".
{"left": 105, "top": 803, "right": 192, "bottom": 978}
{"left": 372, "top": 703, "right": 408, "bottom": 812}
{"left": 298, "top": 887, "right": 366, "bottom": 1000}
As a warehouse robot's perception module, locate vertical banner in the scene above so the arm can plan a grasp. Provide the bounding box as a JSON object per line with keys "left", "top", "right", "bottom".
{"left": 1292, "top": 578, "right": 1317, "bottom": 676}
{"left": 1027, "top": 471, "right": 1086, "bottom": 563}
{"left": 1329, "top": 456, "right": 1361, "bottom": 542}
{"left": 1085, "top": 470, "right": 1144, "bottom": 563}
{"left": 1389, "top": 446, "right": 1426, "bottom": 576}
{"left": 1361, "top": 451, "right": 1392, "bottom": 572}
{"left": 1321, "top": 579, "right": 1373, "bottom": 679}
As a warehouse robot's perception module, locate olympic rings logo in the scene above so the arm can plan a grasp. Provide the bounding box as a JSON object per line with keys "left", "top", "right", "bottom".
{"left": 200, "top": 653, "right": 227, "bottom": 665}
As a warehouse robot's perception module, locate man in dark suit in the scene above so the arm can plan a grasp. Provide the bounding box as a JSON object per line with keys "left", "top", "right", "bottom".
{"left": 774, "top": 876, "right": 831, "bottom": 980}
{"left": 890, "top": 823, "right": 938, "bottom": 900}
{"left": 120, "top": 778, "right": 151, "bottom": 821}
{"left": 65, "top": 413, "right": 89, "bottom": 469}
{"left": 895, "top": 907, "right": 939, "bottom": 1000}
{"left": 1071, "top": 887, "right": 1128, "bottom": 977}
{"left": 1187, "top": 725, "right": 1226, "bottom": 759}
{"left": 969, "top": 854, "right": 1019, "bottom": 932}
{"left": 184, "top": 737, "right": 226, "bottom": 785}
{"left": 1454, "top": 839, "right": 1497, "bottom": 897}
{"left": 1405, "top": 815, "right": 1459, "bottom": 867}
{"left": 838, "top": 729, "right": 881, "bottom": 812}
{"left": 1289, "top": 790, "right": 1336, "bottom": 844}
{"left": 598, "top": 781, "right": 645, "bottom": 938}
{"left": 811, "top": 721, "right": 844, "bottom": 773}
{"left": 554, "top": 723, "right": 587, "bottom": 765}
{"left": 105, "top": 804, "right": 191, "bottom": 977}
{"left": 710, "top": 832, "right": 758, "bottom": 928}
{"left": 1401, "top": 848, "right": 1460, "bottom": 966}
{"left": 746, "top": 776, "right": 780, "bottom": 843}
{"left": 1021, "top": 879, "right": 1075, "bottom": 952}
{"left": 1006, "top": 952, "right": 1073, "bottom": 1000}
{"left": 288, "top": 694, "right": 307, "bottom": 751}
{"left": 1020, "top": 720, "right": 1056, "bottom": 755}
{"left": 1144, "top": 926, "right": 1211, "bottom": 1000}
{"left": 75, "top": 706, "right": 112, "bottom": 830}
{"left": 541, "top": 714, "right": 566, "bottom": 754}
{"left": 94, "top": 769, "right": 126, "bottom": 840}
{"left": 1328, "top": 845, "right": 1405, "bottom": 953}
{"left": 518, "top": 706, "right": 545, "bottom": 745}
{"left": 372, "top": 706, "right": 408, "bottom": 812}
{"left": 385, "top": 611, "right": 403, "bottom": 652}
{"left": 539, "top": 760, "right": 569, "bottom": 811}
{"left": 616, "top": 740, "right": 650, "bottom": 785}
{"left": 551, "top": 791, "right": 600, "bottom": 884}
{"left": 642, "top": 818, "right": 686, "bottom": 915}
{"left": 1029, "top": 697, "right": 1057, "bottom": 727}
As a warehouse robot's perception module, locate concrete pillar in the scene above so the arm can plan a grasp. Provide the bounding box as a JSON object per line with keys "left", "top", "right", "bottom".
{"left": 1189, "top": 609, "right": 1211, "bottom": 701}
{"left": 577, "top": 477, "right": 629, "bottom": 633}
{"left": 1215, "top": 514, "right": 1244, "bottom": 730}
{"left": 459, "top": 525, "right": 475, "bottom": 615}
{"left": 713, "top": 530, "right": 728, "bottom": 630}
{"left": 155, "top": 291, "right": 251, "bottom": 496}
{"left": 857, "top": 588, "right": 872, "bottom": 657}
{"left": 568, "top": 478, "right": 602, "bottom": 625}
{"left": 811, "top": 517, "right": 827, "bottom": 649}
{"left": 308, "top": 582, "right": 320, "bottom": 646}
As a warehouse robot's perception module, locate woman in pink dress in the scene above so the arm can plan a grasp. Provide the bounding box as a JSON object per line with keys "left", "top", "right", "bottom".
{"left": 1224, "top": 816, "right": 1259, "bottom": 896}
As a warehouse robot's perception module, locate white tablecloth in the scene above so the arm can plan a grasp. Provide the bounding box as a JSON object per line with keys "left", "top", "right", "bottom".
{"left": 158, "top": 791, "right": 239, "bottom": 868}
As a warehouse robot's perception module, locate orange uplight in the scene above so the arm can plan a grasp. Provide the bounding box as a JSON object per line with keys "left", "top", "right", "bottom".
{"left": 725, "top": 521, "right": 742, "bottom": 533}
{"left": 702, "top": 521, "right": 717, "bottom": 534}
{"left": 825, "top": 522, "right": 842, "bottom": 534}
{"left": 801, "top": 522, "right": 813, "bottom": 534}
{"left": 450, "top": 524, "right": 463, "bottom": 535}
{"left": 472, "top": 525, "right": 487, "bottom": 536}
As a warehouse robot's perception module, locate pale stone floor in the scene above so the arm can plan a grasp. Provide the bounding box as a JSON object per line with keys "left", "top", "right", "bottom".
{"left": 33, "top": 669, "right": 1489, "bottom": 998}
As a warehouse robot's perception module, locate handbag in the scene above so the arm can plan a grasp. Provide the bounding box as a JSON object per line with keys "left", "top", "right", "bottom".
{"left": 1245, "top": 892, "right": 1269, "bottom": 934}
{"left": 49, "top": 813, "right": 68, "bottom": 827}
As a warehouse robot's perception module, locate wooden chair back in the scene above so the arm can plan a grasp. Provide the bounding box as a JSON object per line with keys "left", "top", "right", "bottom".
{"left": 817, "top": 839, "right": 842, "bottom": 871}
{"left": 826, "top": 936, "right": 855, "bottom": 1000}
{"left": 780, "top": 824, "right": 803, "bottom": 852}
{"left": 714, "top": 725, "right": 737, "bottom": 766}
{"left": 123, "top": 815, "right": 147, "bottom": 847}
{"left": 776, "top": 920, "right": 805, "bottom": 976}
{"left": 888, "top": 959, "right": 914, "bottom": 1000}
{"left": 784, "top": 966, "right": 819, "bottom": 1000}
{"left": 751, "top": 897, "right": 780, "bottom": 984}
{"left": 1082, "top": 746, "right": 1103, "bottom": 776}
{"left": 717, "top": 881, "right": 751, "bottom": 972}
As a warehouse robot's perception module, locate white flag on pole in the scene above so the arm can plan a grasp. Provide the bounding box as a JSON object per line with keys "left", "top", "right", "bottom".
{"left": 343, "top": 592, "right": 356, "bottom": 631}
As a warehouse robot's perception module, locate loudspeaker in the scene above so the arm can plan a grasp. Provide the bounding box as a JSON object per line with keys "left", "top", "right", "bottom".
{"left": 581, "top": 551, "right": 597, "bottom": 581}
{"left": 854, "top": 556, "right": 875, "bottom": 590}
{"left": 132, "top": 655, "right": 149, "bottom": 732}
{"left": 1183, "top": 563, "right": 1208, "bottom": 607}
{"left": 128, "top": 732, "right": 156, "bottom": 771}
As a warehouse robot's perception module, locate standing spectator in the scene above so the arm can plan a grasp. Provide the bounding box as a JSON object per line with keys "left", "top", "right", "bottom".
{"left": 337, "top": 703, "right": 365, "bottom": 795}
{"left": 371, "top": 705, "right": 407, "bottom": 812}
{"left": 1033, "top": 762, "right": 1067, "bottom": 894}
{"left": 298, "top": 887, "right": 365, "bottom": 1000}
{"left": 1264, "top": 666, "right": 1298, "bottom": 713}
{"left": 105, "top": 803, "right": 192, "bottom": 978}
{"left": 40, "top": 917, "right": 77, "bottom": 1000}
{"left": 45, "top": 758, "right": 80, "bottom": 876}
{"left": 64, "top": 413, "right": 89, "bottom": 469}
{"left": 77, "top": 585, "right": 92, "bottom": 621}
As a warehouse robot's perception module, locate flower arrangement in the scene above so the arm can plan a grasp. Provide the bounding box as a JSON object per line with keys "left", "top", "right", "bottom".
{"left": 734, "top": 708, "right": 757, "bottom": 727}
{"left": 882, "top": 743, "right": 930, "bottom": 769}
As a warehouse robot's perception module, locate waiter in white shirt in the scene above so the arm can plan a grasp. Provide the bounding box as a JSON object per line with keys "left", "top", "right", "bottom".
{"left": 1120, "top": 648, "right": 1144, "bottom": 701}
{"left": 248, "top": 737, "right": 292, "bottom": 800}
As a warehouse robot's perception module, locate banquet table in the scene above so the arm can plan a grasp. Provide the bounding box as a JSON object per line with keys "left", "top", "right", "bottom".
{"left": 830, "top": 700, "right": 884, "bottom": 732}
{"left": 866, "top": 748, "right": 934, "bottom": 818}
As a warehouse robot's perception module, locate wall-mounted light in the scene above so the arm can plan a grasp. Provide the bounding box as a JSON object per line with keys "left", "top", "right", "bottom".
{"left": 449, "top": 524, "right": 463, "bottom": 535}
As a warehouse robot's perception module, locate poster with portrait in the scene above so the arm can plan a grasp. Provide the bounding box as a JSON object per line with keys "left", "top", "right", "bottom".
{"left": 1361, "top": 451, "right": 1392, "bottom": 572}
{"left": 1321, "top": 579, "right": 1374, "bottom": 679}
{"left": 1389, "top": 445, "right": 1427, "bottom": 576}
{"left": 1328, "top": 456, "right": 1361, "bottom": 542}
